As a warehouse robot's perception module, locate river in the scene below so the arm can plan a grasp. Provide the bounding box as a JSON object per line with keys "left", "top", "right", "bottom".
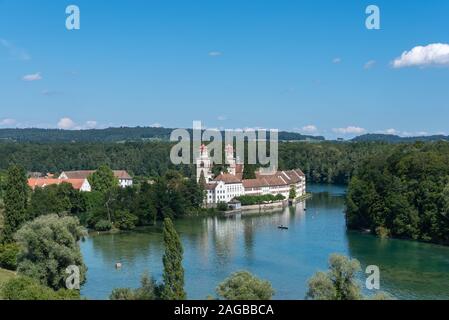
{"left": 80, "top": 184, "right": 449, "bottom": 300}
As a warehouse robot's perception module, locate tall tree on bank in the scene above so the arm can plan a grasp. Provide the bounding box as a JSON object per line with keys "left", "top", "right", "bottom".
{"left": 88, "top": 165, "right": 118, "bottom": 223}
{"left": 88, "top": 165, "right": 118, "bottom": 193}
{"left": 161, "top": 217, "right": 186, "bottom": 300}
{"left": 2, "top": 165, "right": 29, "bottom": 243}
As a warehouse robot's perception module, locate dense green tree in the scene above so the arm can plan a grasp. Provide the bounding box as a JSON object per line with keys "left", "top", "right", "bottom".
{"left": 114, "top": 210, "right": 138, "bottom": 230}
{"left": 346, "top": 143, "right": 449, "bottom": 245}
{"left": 0, "top": 242, "right": 20, "bottom": 270}
{"left": 289, "top": 185, "right": 297, "bottom": 200}
{"left": 242, "top": 164, "right": 256, "bottom": 180}
{"left": 216, "top": 271, "right": 275, "bottom": 300}
{"left": 109, "top": 273, "right": 160, "bottom": 300}
{"left": 14, "top": 214, "right": 87, "bottom": 290}
{"left": 161, "top": 217, "right": 186, "bottom": 300}
{"left": 306, "top": 254, "right": 362, "bottom": 300}
{"left": 0, "top": 276, "right": 79, "bottom": 300}
{"left": 88, "top": 165, "right": 118, "bottom": 193}
{"left": 2, "top": 165, "right": 29, "bottom": 243}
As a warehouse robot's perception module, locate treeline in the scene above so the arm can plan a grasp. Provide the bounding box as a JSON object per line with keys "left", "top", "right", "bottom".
{"left": 346, "top": 142, "right": 449, "bottom": 245}
{"left": 0, "top": 127, "right": 323, "bottom": 143}
{"left": 0, "top": 141, "right": 396, "bottom": 184}
{"left": 278, "top": 141, "right": 394, "bottom": 184}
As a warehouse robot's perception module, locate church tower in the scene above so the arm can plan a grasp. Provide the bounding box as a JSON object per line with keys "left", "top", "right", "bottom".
{"left": 196, "top": 144, "right": 213, "bottom": 183}
{"left": 225, "top": 144, "right": 236, "bottom": 176}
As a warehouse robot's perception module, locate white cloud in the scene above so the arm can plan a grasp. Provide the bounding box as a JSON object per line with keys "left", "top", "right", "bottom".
{"left": 57, "top": 117, "right": 76, "bottom": 130}
{"left": 392, "top": 43, "right": 449, "bottom": 68}
{"left": 298, "top": 125, "right": 318, "bottom": 134}
{"left": 84, "top": 121, "right": 98, "bottom": 129}
{"left": 376, "top": 128, "right": 399, "bottom": 135}
{"left": 57, "top": 118, "right": 100, "bottom": 130}
{"left": 209, "top": 51, "right": 223, "bottom": 57}
{"left": 217, "top": 115, "right": 227, "bottom": 121}
{"left": 22, "top": 72, "right": 42, "bottom": 81}
{"left": 332, "top": 57, "right": 342, "bottom": 64}
{"left": 364, "top": 60, "right": 376, "bottom": 69}
{"left": 0, "top": 39, "right": 31, "bottom": 61}
{"left": 0, "top": 118, "right": 16, "bottom": 126}
{"left": 333, "top": 126, "right": 366, "bottom": 135}
{"left": 384, "top": 128, "right": 398, "bottom": 135}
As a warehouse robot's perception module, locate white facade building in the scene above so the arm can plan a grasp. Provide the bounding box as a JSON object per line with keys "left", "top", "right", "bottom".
{"left": 59, "top": 170, "right": 133, "bottom": 188}
{"left": 197, "top": 144, "right": 306, "bottom": 205}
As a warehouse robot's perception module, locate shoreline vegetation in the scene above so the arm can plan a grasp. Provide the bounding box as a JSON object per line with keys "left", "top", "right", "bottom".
{"left": 0, "top": 139, "right": 449, "bottom": 300}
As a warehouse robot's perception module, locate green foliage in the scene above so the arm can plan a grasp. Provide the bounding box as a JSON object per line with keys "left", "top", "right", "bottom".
{"left": 88, "top": 165, "right": 118, "bottom": 193}
{"left": 161, "top": 218, "right": 186, "bottom": 300}
{"left": 0, "top": 243, "right": 20, "bottom": 270}
{"left": 0, "top": 276, "right": 79, "bottom": 300}
{"left": 216, "top": 202, "right": 228, "bottom": 212}
{"left": 94, "top": 219, "right": 113, "bottom": 231}
{"left": 2, "top": 165, "right": 29, "bottom": 243}
{"left": 346, "top": 142, "right": 449, "bottom": 245}
{"left": 216, "top": 271, "right": 275, "bottom": 300}
{"left": 236, "top": 194, "right": 285, "bottom": 206}
{"left": 306, "top": 254, "right": 362, "bottom": 300}
{"left": 109, "top": 287, "right": 135, "bottom": 300}
{"left": 114, "top": 210, "right": 138, "bottom": 230}
{"left": 289, "top": 185, "right": 297, "bottom": 200}
{"left": 28, "top": 183, "right": 85, "bottom": 219}
{"left": 242, "top": 164, "right": 256, "bottom": 180}
{"left": 110, "top": 273, "right": 160, "bottom": 300}
{"left": 15, "top": 214, "right": 87, "bottom": 290}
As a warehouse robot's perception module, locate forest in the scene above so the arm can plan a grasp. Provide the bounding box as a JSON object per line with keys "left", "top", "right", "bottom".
{"left": 346, "top": 141, "right": 449, "bottom": 245}
{"left": 0, "top": 140, "right": 394, "bottom": 184}
{"left": 0, "top": 127, "right": 323, "bottom": 143}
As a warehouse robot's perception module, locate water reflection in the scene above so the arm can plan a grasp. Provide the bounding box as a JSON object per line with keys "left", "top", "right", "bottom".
{"left": 80, "top": 184, "right": 449, "bottom": 300}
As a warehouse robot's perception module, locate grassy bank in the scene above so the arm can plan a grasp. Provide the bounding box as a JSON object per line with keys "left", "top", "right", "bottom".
{"left": 0, "top": 268, "right": 16, "bottom": 299}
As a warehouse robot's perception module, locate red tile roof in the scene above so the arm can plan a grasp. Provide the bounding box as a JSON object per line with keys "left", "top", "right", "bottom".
{"left": 213, "top": 173, "right": 242, "bottom": 184}
{"left": 61, "top": 170, "right": 132, "bottom": 180}
{"left": 28, "top": 178, "right": 87, "bottom": 190}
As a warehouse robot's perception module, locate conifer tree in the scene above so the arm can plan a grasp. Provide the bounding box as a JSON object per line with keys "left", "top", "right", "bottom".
{"left": 2, "top": 165, "right": 29, "bottom": 243}
{"left": 161, "top": 217, "right": 186, "bottom": 300}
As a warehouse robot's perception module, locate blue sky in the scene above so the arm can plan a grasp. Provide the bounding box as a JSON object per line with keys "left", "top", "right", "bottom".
{"left": 1, "top": 0, "right": 449, "bottom": 138}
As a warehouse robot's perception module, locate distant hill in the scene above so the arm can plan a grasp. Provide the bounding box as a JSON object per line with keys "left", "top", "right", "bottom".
{"left": 352, "top": 133, "right": 449, "bottom": 143}
{"left": 0, "top": 127, "right": 324, "bottom": 143}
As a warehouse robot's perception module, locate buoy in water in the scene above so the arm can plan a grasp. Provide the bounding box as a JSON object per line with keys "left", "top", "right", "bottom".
{"left": 115, "top": 263, "right": 122, "bottom": 269}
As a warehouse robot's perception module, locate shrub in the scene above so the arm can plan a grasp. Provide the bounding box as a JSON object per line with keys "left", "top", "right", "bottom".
{"left": 15, "top": 214, "right": 87, "bottom": 290}
{"left": 216, "top": 271, "right": 274, "bottom": 300}
{"left": 114, "top": 210, "right": 138, "bottom": 230}
{"left": 0, "top": 243, "right": 20, "bottom": 270}
{"left": 1, "top": 276, "right": 79, "bottom": 300}
{"left": 216, "top": 202, "right": 228, "bottom": 212}
{"left": 94, "top": 219, "right": 113, "bottom": 231}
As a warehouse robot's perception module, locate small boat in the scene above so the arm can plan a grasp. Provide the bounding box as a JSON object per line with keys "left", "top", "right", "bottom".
{"left": 278, "top": 225, "right": 289, "bottom": 230}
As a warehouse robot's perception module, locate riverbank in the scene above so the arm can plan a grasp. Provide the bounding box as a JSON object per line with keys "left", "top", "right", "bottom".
{"left": 80, "top": 184, "right": 449, "bottom": 300}
{"left": 0, "top": 268, "right": 16, "bottom": 299}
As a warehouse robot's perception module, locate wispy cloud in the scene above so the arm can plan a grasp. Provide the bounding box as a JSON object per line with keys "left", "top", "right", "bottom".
{"left": 22, "top": 72, "right": 42, "bottom": 81}
{"left": 364, "top": 60, "right": 376, "bottom": 69}
{"left": 0, "top": 118, "right": 16, "bottom": 127}
{"left": 297, "top": 125, "right": 318, "bottom": 134}
{"left": 208, "top": 51, "right": 223, "bottom": 57}
{"left": 217, "top": 115, "right": 227, "bottom": 121}
{"left": 333, "top": 126, "right": 366, "bottom": 135}
{"left": 392, "top": 43, "right": 449, "bottom": 68}
{"left": 0, "top": 38, "right": 31, "bottom": 61}
{"left": 332, "top": 57, "right": 342, "bottom": 64}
